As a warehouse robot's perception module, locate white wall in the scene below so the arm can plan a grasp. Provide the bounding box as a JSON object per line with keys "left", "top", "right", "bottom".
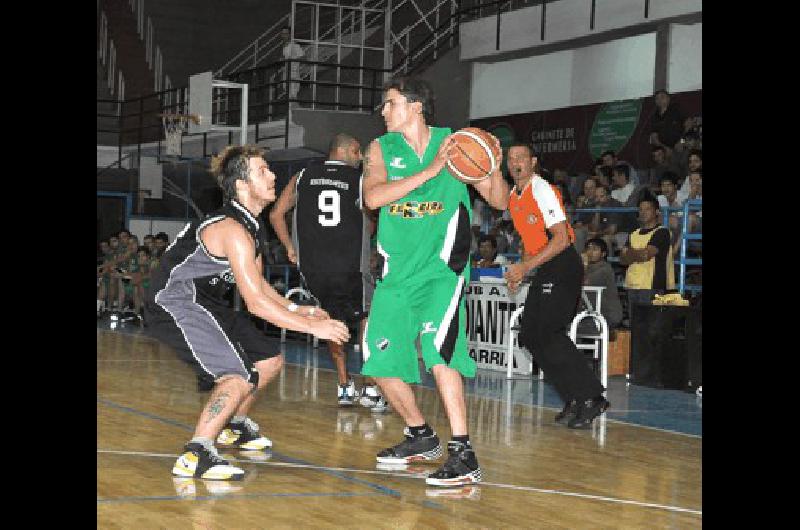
{"left": 470, "top": 33, "right": 656, "bottom": 119}
{"left": 460, "top": 0, "right": 702, "bottom": 61}
{"left": 668, "top": 23, "right": 702, "bottom": 93}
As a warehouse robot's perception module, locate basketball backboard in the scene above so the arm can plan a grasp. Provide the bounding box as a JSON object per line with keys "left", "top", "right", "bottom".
{"left": 188, "top": 71, "right": 213, "bottom": 134}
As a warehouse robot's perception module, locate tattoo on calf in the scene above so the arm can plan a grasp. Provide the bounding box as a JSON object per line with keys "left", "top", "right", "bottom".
{"left": 205, "top": 391, "right": 231, "bottom": 424}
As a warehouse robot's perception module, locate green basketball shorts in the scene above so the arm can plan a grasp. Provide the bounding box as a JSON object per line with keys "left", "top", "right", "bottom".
{"left": 361, "top": 273, "right": 475, "bottom": 383}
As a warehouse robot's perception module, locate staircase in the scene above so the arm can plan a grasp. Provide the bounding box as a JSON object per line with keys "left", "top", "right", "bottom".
{"left": 98, "top": 0, "right": 154, "bottom": 99}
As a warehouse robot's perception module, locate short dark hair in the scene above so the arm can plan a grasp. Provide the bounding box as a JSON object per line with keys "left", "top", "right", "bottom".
{"left": 638, "top": 195, "right": 660, "bottom": 210}
{"left": 119, "top": 229, "right": 131, "bottom": 237}
{"left": 613, "top": 164, "right": 630, "bottom": 181}
{"left": 651, "top": 145, "right": 666, "bottom": 154}
{"left": 688, "top": 148, "right": 703, "bottom": 160}
{"left": 478, "top": 234, "right": 497, "bottom": 248}
{"left": 600, "top": 150, "right": 616, "bottom": 159}
{"left": 595, "top": 166, "right": 612, "bottom": 179}
{"left": 383, "top": 76, "right": 435, "bottom": 123}
{"left": 210, "top": 145, "right": 267, "bottom": 201}
{"left": 144, "top": 234, "right": 154, "bottom": 241}
{"left": 137, "top": 246, "right": 151, "bottom": 256}
{"left": 660, "top": 172, "right": 679, "bottom": 186}
{"left": 155, "top": 232, "right": 169, "bottom": 243}
{"left": 508, "top": 141, "right": 535, "bottom": 157}
{"left": 586, "top": 237, "right": 608, "bottom": 257}
{"left": 328, "top": 133, "right": 359, "bottom": 155}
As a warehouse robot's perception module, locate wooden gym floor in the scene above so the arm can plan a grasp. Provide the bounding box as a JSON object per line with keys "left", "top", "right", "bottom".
{"left": 97, "top": 327, "right": 701, "bottom": 529}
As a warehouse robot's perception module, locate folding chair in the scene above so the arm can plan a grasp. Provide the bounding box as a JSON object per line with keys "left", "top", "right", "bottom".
{"left": 569, "top": 286, "right": 608, "bottom": 395}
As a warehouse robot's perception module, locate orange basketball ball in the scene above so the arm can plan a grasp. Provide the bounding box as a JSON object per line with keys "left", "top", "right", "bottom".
{"left": 446, "top": 127, "right": 501, "bottom": 183}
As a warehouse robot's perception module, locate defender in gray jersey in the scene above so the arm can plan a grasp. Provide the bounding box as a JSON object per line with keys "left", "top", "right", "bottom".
{"left": 144, "top": 145, "right": 349, "bottom": 481}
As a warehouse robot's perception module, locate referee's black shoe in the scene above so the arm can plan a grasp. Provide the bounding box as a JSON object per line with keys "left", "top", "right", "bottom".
{"left": 555, "top": 399, "right": 578, "bottom": 425}
{"left": 567, "top": 396, "right": 610, "bottom": 429}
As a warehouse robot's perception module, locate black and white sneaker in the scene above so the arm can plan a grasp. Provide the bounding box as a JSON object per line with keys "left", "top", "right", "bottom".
{"left": 216, "top": 418, "right": 272, "bottom": 450}
{"left": 371, "top": 395, "right": 390, "bottom": 413}
{"left": 376, "top": 427, "right": 442, "bottom": 464}
{"left": 358, "top": 385, "right": 381, "bottom": 408}
{"left": 425, "top": 441, "right": 482, "bottom": 487}
{"left": 555, "top": 399, "right": 578, "bottom": 425}
{"left": 172, "top": 442, "right": 245, "bottom": 481}
{"left": 567, "top": 396, "right": 610, "bottom": 429}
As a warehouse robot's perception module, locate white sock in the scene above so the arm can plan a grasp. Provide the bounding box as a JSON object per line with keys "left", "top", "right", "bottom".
{"left": 231, "top": 415, "right": 247, "bottom": 424}
{"left": 190, "top": 437, "right": 215, "bottom": 451}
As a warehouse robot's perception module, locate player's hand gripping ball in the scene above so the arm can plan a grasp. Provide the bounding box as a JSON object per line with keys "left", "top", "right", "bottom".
{"left": 446, "top": 127, "right": 502, "bottom": 183}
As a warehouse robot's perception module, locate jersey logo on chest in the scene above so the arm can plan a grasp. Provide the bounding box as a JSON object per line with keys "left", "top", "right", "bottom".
{"left": 389, "top": 157, "right": 406, "bottom": 169}
{"left": 388, "top": 201, "right": 444, "bottom": 219}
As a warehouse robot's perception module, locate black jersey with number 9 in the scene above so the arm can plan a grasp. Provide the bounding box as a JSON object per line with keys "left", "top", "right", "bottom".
{"left": 292, "top": 160, "right": 370, "bottom": 274}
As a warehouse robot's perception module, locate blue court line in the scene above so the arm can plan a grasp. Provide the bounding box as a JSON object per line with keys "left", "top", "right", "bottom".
{"left": 97, "top": 397, "right": 444, "bottom": 510}
{"left": 98, "top": 491, "right": 384, "bottom": 504}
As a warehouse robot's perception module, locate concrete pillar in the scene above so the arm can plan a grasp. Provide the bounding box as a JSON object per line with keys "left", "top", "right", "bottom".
{"left": 654, "top": 23, "right": 671, "bottom": 92}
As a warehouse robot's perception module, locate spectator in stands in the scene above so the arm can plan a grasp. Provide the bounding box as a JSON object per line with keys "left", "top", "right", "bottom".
{"left": 601, "top": 150, "right": 639, "bottom": 186}
{"left": 143, "top": 234, "right": 156, "bottom": 255}
{"left": 649, "top": 89, "right": 684, "bottom": 150}
{"left": 645, "top": 145, "right": 680, "bottom": 192}
{"left": 611, "top": 164, "right": 636, "bottom": 204}
{"left": 572, "top": 176, "right": 598, "bottom": 254}
{"left": 620, "top": 196, "right": 674, "bottom": 324}
{"left": 281, "top": 26, "right": 304, "bottom": 102}
{"left": 657, "top": 172, "right": 683, "bottom": 210}
{"left": 488, "top": 221, "right": 510, "bottom": 254}
{"left": 131, "top": 246, "right": 152, "bottom": 318}
{"left": 592, "top": 165, "right": 612, "bottom": 189}
{"left": 588, "top": 184, "right": 623, "bottom": 255}
{"left": 97, "top": 240, "right": 113, "bottom": 314}
{"left": 678, "top": 149, "right": 702, "bottom": 199}
{"left": 611, "top": 164, "right": 644, "bottom": 250}
{"left": 476, "top": 234, "right": 508, "bottom": 268}
{"left": 579, "top": 238, "right": 623, "bottom": 333}
{"left": 154, "top": 232, "right": 169, "bottom": 257}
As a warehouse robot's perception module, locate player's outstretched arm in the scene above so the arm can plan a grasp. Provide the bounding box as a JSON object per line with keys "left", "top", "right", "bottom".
{"left": 268, "top": 172, "right": 300, "bottom": 264}
{"left": 254, "top": 255, "right": 330, "bottom": 319}
{"left": 213, "top": 221, "right": 349, "bottom": 343}
{"left": 363, "top": 138, "right": 456, "bottom": 209}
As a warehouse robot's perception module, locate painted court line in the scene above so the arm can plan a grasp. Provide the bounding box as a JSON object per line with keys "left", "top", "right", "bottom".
{"left": 98, "top": 491, "right": 384, "bottom": 504}
{"left": 97, "top": 448, "right": 701, "bottom": 517}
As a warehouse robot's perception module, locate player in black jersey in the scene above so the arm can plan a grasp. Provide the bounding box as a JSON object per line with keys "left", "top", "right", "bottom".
{"left": 144, "top": 145, "right": 350, "bottom": 480}
{"left": 270, "top": 133, "right": 383, "bottom": 408}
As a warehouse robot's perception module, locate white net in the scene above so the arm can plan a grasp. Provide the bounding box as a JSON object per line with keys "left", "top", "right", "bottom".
{"left": 162, "top": 115, "right": 189, "bottom": 156}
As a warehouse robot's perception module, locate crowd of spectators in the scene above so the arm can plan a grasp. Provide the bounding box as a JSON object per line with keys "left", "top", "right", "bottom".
{"left": 97, "top": 230, "right": 169, "bottom": 320}
{"left": 468, "top": 89, "right": 702, "bottom": 331}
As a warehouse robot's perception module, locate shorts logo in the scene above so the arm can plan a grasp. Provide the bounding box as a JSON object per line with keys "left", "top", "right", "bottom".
{"left": 421, "top": 322, "right": 438, "bottom": 334}
{"left": 388, "top": 201, "right": 444, "bottom": 219}
{"left": 389, "top": 157, "right": 406, "bottom": 169}
{"left": 527, "top": 214, "right": 538, "bottom": 224}
{"left": 542, "top": 282, "right": 553, "bottom": 294}
{"left": 377, "top": 338, "right": 390, "bottom": 351}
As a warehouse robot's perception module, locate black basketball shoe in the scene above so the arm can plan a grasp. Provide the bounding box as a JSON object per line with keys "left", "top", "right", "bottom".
{"left": 567, "top": 396, "right": 610, "bottom": 429}
{"left": 376, "top": 427, "right": 443, "bottom": 464}
{"left": 555, "top": 399, "right": 578, "bottom": 425}
{"left": 425, "top": 441, "right": 482, "bottom": 487}
{"left": 171, "top": 442, "right": 244, "bottom": 481}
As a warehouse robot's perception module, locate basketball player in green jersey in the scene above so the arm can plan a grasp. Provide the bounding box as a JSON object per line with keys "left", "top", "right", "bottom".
{"left": 361, "top": 77, "right": 509, "bottom": 486}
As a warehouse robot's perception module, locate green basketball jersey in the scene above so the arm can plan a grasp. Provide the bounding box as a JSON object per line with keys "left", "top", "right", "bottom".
{"left": 376, "top": 127, "right": 472, "bottom": 285}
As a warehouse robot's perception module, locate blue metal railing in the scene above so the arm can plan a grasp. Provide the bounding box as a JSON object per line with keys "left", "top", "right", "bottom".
{"left": 678, "top": 199, "right": 702, "bottom": 295}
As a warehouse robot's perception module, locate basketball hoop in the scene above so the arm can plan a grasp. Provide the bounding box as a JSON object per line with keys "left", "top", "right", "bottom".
{"left": 159, "top": 113, "right": 199, "bottom": 157}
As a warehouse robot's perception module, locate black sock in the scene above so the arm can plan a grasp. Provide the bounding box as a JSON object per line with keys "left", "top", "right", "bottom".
{"left": 408, "top": 423, "right": 433, "bottom": 437}
{"left": 451, "top": 435, "right": 471, "bottom": 449}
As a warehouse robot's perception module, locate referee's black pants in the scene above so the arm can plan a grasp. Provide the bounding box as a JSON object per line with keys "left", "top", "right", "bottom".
{"left": 518, "top": 246, "right": 605, "bottom": 403}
